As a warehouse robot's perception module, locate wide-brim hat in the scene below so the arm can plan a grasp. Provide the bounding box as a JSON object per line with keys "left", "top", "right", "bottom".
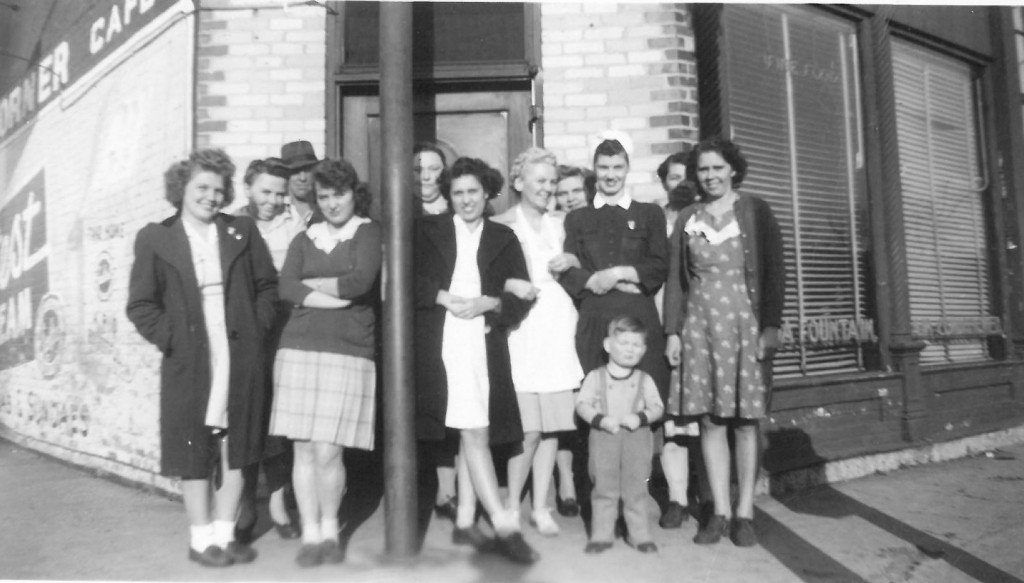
{"left": 281, "top": 140, "right": 319, "bottom": 171}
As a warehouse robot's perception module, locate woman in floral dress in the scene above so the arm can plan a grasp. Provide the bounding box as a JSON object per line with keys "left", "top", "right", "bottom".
{"left": 663, "top": 137, "right": 785, "bottom": 548}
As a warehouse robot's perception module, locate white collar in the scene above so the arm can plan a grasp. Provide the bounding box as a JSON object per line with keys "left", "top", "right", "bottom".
{"left": 593, "top": 192, "right": 632, "bottom": 210}
{"left": 306, "top": 216, "right": 370, "bottom": 252}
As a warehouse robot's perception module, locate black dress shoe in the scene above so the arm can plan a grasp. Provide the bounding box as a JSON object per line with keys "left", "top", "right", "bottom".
{"left": 223, "top": 541, "right": 257, "bottom": 564}
{"left": 452, "top": 524, "right": 496, "bottom": 552}
{"left": 584, "top": 541, "right": 613, "bottom": 554}
{"left": 273, "top": 521, "right": 302, "bottom": 539}
{"left": 319, "top": 539, "right": 345, "bottom": 564}
{"left": 295, "top": 543, "right": 322, "bottom": 568}
{"left": 555, "top": 497, "right": 580, "bottom": 517}
{"left": 435, "top": 498, "right": 458, "bottom": 522}
{"left": 659, "top": 501, "right": 688, "bottom": 529}
{"left": 494, "top": 532, "right": 539, "bottom": 564}
{"left": 188, "top": 545, "right": 233, "bottom": 567}
{"left": 636, "top": 542, "right": 658, "bottom": 553}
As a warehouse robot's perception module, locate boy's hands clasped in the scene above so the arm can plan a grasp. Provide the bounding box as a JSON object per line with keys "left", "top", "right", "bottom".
{"left": 598, "top": 414, "right": 643, "bottom": 433}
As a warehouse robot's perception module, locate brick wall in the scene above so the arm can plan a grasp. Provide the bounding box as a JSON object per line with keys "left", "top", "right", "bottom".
{"left": 541, "top": 2, "right": 699, "bottom": 203}
{"left": 195, "top": 0, "right": 327, "bottom": 207}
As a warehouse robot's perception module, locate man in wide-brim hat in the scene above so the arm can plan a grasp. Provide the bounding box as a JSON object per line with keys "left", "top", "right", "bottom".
{"left": 280, "top": 140, "right": 320, "bottom": 234}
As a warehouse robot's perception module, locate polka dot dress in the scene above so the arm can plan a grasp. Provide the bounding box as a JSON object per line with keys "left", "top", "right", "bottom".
{"left": 681, "top": 206, "right": 766, "bottom": 419}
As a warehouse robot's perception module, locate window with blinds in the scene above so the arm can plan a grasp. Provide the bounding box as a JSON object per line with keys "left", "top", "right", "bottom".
{"left": 721, "top": 5, "right": 876, "bottom": 379}
{"left": 892, "top": 41, "right": 996, "bottom": 365}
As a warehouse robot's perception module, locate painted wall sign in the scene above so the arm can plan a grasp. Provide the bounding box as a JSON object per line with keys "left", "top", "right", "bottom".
{"left": 911, "top": 316, "right": 1003, "bottom": 340}
{"left": 0, "top": 170, "right": 49, "bottom": 369}
{"left": 762, "top": 54, "right": 841, "bottom": 84}
{"left": 780, "top": 316, "right": 877, "bottom": 348}
{"left": 0, "top": 0, "right": 177, "bottom": 141}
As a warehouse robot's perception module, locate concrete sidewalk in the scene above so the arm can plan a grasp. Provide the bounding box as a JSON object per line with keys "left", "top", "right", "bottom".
{"left": 2, "top": 437, "right": 1023, "bottom": 583}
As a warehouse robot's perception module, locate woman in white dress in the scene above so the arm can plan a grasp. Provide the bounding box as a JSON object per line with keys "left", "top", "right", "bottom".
{"left": 494, "top": 148, "right": 583, "bottom": 536}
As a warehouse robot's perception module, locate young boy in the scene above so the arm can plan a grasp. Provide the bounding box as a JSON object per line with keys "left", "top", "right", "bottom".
{"left": 576, "top": 316, "right": 664, "bottom": 554}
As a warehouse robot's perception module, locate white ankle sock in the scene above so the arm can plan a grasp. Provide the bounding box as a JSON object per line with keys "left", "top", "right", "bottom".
{"left": 320, "top": 517, "right": 339, "bottom": 542}
{"left": 190, "top": 523, "right": 215, "bottom": 553}
{"left": 301, "top": 520, "right": 322, "bottom": 545}
{"left": 455, "top": 504, "right": 476, "bottom": 529}
{"left": 212, "top": 520, "right": 235, "bottom": 547}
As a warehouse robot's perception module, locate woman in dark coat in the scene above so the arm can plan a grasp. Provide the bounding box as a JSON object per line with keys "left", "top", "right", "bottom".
{"left": 127, "top": 149, "right": 278, "bottom": 567}
{"left": 414, "top": 157, "right": 538, "bottom": 564}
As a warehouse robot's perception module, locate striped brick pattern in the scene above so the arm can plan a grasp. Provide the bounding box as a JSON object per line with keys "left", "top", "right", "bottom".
{"left": 541, "top": 3, "right": 699, "bottom": 203}
{"left": 195, "top": 0, "right": 327, "bottom": 201}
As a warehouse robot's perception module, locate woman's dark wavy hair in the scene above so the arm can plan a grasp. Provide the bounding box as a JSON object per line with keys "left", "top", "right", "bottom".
{"left": 557, "top": 164, "right": 597, "bottom": 205}
{"left": 686, "top": 136, "right": 748, "bottom": 193}
{"left": 164, "top": 148, "right": 236, "bottom": 210}
{"left": 310, "top": 158, "right": 373, "bottom": 218}
{"left": 440, "top": 157, "right": 505, "bottom": 200}
{"left": 413, "top": 143, "right": 450, "bottom": 201}
{"left": 413, "top": 142, "right": 448, "bottom": 167}
{"left": 592, "top": 139, "right": 629, "bottom": 166}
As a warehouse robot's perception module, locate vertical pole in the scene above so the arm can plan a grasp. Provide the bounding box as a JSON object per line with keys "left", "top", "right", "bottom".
{"left": 379, "top": 1, "right": 417, "bottom": 558}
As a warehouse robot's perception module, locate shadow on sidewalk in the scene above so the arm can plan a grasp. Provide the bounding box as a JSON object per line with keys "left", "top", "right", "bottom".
{"left": 763, "top": 427, "right": 1023, "bottom": 583}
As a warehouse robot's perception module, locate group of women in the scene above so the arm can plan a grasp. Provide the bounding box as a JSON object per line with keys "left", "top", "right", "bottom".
{"left": 125, "top": 133, "right": 784, "bottom": 568}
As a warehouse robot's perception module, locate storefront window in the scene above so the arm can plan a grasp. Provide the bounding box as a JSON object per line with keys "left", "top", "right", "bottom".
{"left": 892, "top": 40, "right": 996, "bottom": 365}
{"left": 721, "top": 5, "right": 876, "bottom": 378}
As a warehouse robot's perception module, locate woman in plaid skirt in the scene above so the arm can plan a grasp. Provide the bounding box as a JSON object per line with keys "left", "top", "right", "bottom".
{"left": 268, "top": 158, "right": 382, "bottom": 567}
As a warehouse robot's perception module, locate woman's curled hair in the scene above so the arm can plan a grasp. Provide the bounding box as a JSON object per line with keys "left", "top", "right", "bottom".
{"left": 311, "top": 158, "right": 373, "bottom": 218}
{"left": 440, "top": 157, "right": 505, "bottom": 199}
{"left": 164, "top": 148, "right": 236, "bottom": 210}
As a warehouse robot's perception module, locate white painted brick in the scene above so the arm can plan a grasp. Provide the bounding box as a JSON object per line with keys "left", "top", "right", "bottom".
{"left": 204, "top": 82, "right": 251, "bottom": 95}
{"left": 271, "top": 43, "right": 304, "bottom": 55}
{"left": 545, "top": 133, "right": 588, "bottom": 149}
{"left": 227, "top": 119, "right": 269, "bottom": 132}
{"left": 583, "top": 3, "right": 618, "bottom": 14}
{"left": 252, "top": 107, "right": 286, "bottom": 119}
{"left": 544, "top": 44, "right": 563, "bottom": 57}
{"left": 608, "top": 64, "right": 647, "bottom": 78}
{"left": 545, "top": 107, "right": 586, "bottom": 122}
{"left": 269, "top": 17, "right": 304, "bottom": 30}
{"left": 285, "top": 30, "right": 325, "bottom": 43}
{"left": 229, "top": 44, "right": 271, "bottom": 56}
{"left": 270, "top": 94, "right": 304, "bottom": 105}
{"left": 583, "top": 26, "right": 625, "bottom": 40}
{"left": 228, "top": 94, "right": 270, "bottom": 107}
{"left": 565, "top": 93, "right": 607, "bottom": 107}
{"left": 203, "top": 30, "right": 253, "bottom": 45}
{"left": 250, "top": 133, "right": 286, "bottom": 145}
{"left": 270, "top": 119, "right": 308, "bottom": 132}
{"left": 610, "top": 117, "right": 648, "bottom": 130}
{"left": 562, "top": 41, "right": 606, "bottom": 55}
{"left": 285, "top": 81, "right": 323, "bottom": 93}
{"left": 584, "top": 53, "right": 627, "bottom": 66}
{"left": 544, "top": 81, "right": 586, "bottom": 95}
{"left": 543, "top": 3, "right": 583, "bottom": 15}
{"left": 564, "top": 67, "right": 603, "bottom": 80}
{"left": 586, "top": 105, "right": 630, "bottom": 119}
{"left": 567, "top": 119, "right": 613, "bottom": 133}
{"left": 270, "top": 69, "right": 304, "bottom": 81}
{"left": 627, "top": 50, "right": 664, "bottom": 64}
{"left": 543, "top": 54, "right": 585, "bottom": 68}
{"left": 304, "top": 119, "right": 326, "bottom": 132}
{"left": 542, "top": 28, "right": 584, "bottom": 43}
{"left": 252, "top": 30, "right": 285, "bottom": 43}
{"left": 625, "top": 24, "right": 666, "bottom": 39}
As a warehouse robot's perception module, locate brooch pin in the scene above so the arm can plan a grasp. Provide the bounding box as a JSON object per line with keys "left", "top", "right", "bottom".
{"left": 627, "top": 220, "right": 636, "bottom": 230}
{"left": 227, "top": 226, "right": 242, "bottom": 240}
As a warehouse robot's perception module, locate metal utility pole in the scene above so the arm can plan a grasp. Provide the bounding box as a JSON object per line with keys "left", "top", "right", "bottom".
{"left": 379, "top": 0, "right": 417, "bottom": 558}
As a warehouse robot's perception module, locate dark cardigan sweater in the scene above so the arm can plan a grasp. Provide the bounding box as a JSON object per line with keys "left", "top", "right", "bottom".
{"left": 663, "top": 193, "right": 786, "bottom": 336}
